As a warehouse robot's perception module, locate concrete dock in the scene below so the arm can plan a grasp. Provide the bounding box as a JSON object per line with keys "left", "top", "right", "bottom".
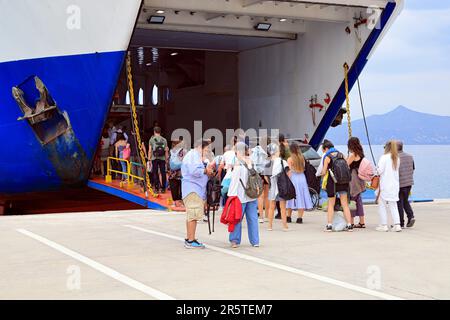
{"left": 1, "top": 201, "right": 449, "bottom": 300}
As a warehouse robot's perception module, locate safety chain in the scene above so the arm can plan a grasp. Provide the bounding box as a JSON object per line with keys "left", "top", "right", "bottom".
{"left": 126, "top": 51, "right": 157, "bottom": 198}
{"left": 343, "top": 63, "right": 352, "bottom": 140}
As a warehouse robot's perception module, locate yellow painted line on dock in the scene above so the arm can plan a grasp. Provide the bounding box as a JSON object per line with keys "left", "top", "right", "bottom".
{"left": 124, "top": 224, "right": 404, "bottom": 301}
{"left": 16, "top": 228, "right": 175, "bottom": 300}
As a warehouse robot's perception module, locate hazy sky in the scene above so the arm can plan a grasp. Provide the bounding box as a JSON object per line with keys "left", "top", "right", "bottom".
{"left": 348, "top": 0, "right": 450, "bottom": 119}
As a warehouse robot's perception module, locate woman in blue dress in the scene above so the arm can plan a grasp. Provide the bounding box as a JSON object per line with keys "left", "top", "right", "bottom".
{"left": 286, "top": 142, "right": 313, "bottom": 223}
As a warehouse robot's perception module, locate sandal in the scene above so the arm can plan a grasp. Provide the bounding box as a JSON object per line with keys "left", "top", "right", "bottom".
{"left": 354, "top": 223, "right": 366, "bottom": 229}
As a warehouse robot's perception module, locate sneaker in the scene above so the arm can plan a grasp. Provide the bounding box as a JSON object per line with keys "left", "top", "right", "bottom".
{"left": 406, "top": 218, "right": 416, "bottom": 228}
{"left": 324, "top": 224, "right": 333, "bottom": 232}
{"left": 275, "top": 213, "right": 281, "bottom": 220}
{"left": 252, "top": 244, "right": 260, "bottom": 248}
{"left": 392, "top": 224, "right": 402, "bottom": 232}
{"left": 345, "top": 224, "right": 354, "bottom": 232}
{"left": 376, "top": 225, "right": 389, "bottom": 232}
{"left": 286, "top": 216, "right": 292, "bottom": 223}
{"left": 259, "top": 218, "right": 264, "bottom": 224}
{"left": 231, "top": 242, "right": 239, "bottom": 248}
{"left": 296, "top": 218, "right": 303, "bottom": 224}
{"left": 185, "top": 240, "right": 206, "bottom": 249}
{"left": 202, "top": 215, "right": 209, "bottom": 223}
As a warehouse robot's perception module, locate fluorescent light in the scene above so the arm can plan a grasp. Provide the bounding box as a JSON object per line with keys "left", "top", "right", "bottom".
{"left": 255, "top": 22, "right": 271, "bottom": 31}
{"left": 156, "top": 10, "right": 165, "bottom": 14}
{"left": 146, "top": 62, "right": 152, "bottom": 66}
{"left": 279, "top": 18, "right": 287, "bottom": 22}
{"left": 170, "top": 52, "right": 179, "bottom": 56}
{"left": 147, "top": 15, "right": 165, "bottom": 24}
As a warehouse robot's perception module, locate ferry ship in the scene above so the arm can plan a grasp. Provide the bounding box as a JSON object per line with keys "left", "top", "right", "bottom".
{"left": 0, "top": 0, "right": 403, "bottom": 197}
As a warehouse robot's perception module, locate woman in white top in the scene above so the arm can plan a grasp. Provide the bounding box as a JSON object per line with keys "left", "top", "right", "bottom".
{"left": 376, "top": 140, "right": 402, "bottom": 232}
{"left": 266, "top": 143, "right": 289, "bottom": 231}
{"left": 227, "top": 142, "right": 259, "bottom": 248}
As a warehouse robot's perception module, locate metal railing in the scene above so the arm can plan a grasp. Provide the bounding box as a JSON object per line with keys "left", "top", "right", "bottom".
{"left": 105, "top": 157, "right": 145, "bottom": 189}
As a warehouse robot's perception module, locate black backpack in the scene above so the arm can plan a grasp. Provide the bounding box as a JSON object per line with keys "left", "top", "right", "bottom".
{"left": 329, "top": 153, "right": 351, "bottom": 184}
{"left": 206, "top": 174, "right": 222, "bottom": 235}
{"left": 277, "top": 159, "right": 296, "bottom": 201}
{"left": 207, "top": 175, "right": 222, "bottom": 207}
{"left": 305, "top": 160, "right": 320, "bottom": 194}
{"left": 153, "top": 138, "right": 166, "bottom": 158}
{"left": 239, "top": 162, "right": 264, "bottom": 199}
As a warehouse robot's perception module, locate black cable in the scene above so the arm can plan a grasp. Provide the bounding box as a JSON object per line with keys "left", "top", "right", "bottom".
{"left": 356, "top": 77, "right": 377, "bottom": 165}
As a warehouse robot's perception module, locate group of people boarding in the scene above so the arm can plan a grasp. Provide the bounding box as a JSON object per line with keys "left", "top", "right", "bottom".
{"left": 97, "top": 125, "right": 416, "bottom": 250}
{"left": 177, "top": 134, "right": 416, "bottom": 249}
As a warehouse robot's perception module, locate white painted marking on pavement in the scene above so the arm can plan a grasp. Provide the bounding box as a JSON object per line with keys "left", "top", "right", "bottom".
{"left": 123, "top": 224, "right": 404, "bottom": 300}
{"left": 16, "top": 228, "right": 175, "bottom": 300}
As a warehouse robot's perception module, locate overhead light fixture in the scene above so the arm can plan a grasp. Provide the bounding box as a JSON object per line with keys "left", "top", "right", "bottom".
{"left": 255, "top": 22, "right": 271, "bottom": 31}
{"left": 156, "top": 10, "right": 165, "bottom": 14}
{"left": 147, "top": 15, "right": 165, "bottom": 24}
{"left": 170, "top": 52, "right": 179, "bottom": 56}
{"left": 146, "top": 62, "right": 152, "bottom": 66}
{"left": 279, "top": 18, "right": 287, "bottom": 22}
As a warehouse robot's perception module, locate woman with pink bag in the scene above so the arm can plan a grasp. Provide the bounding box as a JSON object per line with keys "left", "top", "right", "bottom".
{"left": 347, "top": 137, "right": 374, "bottom": 229}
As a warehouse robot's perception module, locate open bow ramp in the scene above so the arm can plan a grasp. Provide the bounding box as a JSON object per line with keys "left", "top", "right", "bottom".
{"left": 87, "top": 178, "right": 184, "bottom": 211}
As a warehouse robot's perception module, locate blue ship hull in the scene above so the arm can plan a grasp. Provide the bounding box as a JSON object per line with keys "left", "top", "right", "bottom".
{"left": 0, "top": 51, "right": 125, "bottom": 194}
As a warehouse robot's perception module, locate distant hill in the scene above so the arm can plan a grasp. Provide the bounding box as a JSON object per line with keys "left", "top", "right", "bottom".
{"left": 326, "top": 106, "right": 450, "bottom": 145}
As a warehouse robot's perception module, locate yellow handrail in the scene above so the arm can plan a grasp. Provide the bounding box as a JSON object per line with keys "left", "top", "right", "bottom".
{"left": 105, "top": 156, "right": 129, "bottom": 183}
{"left": 105, "top": 157, "right": 148, "bottom": 190}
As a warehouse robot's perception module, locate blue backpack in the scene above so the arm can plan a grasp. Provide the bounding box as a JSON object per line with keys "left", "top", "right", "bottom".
{"left": 169, "top": 148, "right": 184, "bottom": 171}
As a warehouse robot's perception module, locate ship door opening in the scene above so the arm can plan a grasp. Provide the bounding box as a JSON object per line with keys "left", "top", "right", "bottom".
{"left": 109, "top": 45, "right": 243, "bottom": 145}
{"left": 101, "top": 0, "right": 379, "bottom": 149}
{"left": 106, "top": 36, "right": 295, "bottom": 148}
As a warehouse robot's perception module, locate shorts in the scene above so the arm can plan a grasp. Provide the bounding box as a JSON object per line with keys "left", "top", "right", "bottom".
{"left": 260, "top": 174, "right": 269, "bottom": 185}
{"left": 326, "top": 178, "right": 349, "bottom": 198}
{"left": 183, "top": 192, "right": 205, "bottom": 222}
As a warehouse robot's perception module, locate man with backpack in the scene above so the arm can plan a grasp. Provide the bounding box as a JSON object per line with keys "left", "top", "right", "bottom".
{"left": 320, "top": 140, "right": 353, "bottom": 232}
{"left": 148, "top": 127, "right": 169, "bottom": 193}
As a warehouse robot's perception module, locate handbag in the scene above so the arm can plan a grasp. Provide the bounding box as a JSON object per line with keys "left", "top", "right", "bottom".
{"left": 221, "top": 157, "right": 235, "bottom": 196}
{"left": 371, "top": 175, "right": 380, "bottom": 189}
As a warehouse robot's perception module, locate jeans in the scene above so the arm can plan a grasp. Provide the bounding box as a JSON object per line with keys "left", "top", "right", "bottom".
{"left": 397, "top": 186, "right": 415, "bottom": 227}
{"left": 120, "top": 160, "right": 128, "bottom": 180}
{"left": 229, "top": 200, "right": 259, "bottom": 246}
{"left": 378, "top": 199, "right": 401, "bottom": 226}
{"left": 152, "top": 159, "right": 167, "bottom": 190}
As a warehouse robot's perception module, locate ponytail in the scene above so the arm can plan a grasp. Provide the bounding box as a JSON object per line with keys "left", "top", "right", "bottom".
{"left": 384, "top": 140, "right": 399, "bottom": 170}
